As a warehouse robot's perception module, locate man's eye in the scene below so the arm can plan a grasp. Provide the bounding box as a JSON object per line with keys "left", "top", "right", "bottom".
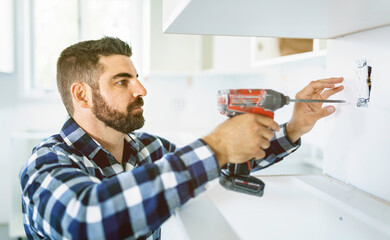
{"left": 117, "top": 80, "right": 127, "bottom": 85}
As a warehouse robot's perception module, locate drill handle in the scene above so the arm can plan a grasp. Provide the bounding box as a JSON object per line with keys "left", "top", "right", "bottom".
{"left": 226, "top": 159, "right": 254, "bottom": 176}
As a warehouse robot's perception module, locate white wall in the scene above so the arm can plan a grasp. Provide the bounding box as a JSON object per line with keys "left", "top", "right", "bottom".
{"left": 324, "top": 25, "right": 390, "bottom": 202}
{"left": 142, "top": 55, "right": 327, "bottom": 148}
{"left": 0, "top": 73, "right": 17, "bottom": 224}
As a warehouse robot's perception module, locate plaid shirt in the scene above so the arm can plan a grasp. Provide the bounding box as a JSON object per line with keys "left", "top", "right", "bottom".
{"left": 20, "top": 116, "right": 300, "bottom": 240}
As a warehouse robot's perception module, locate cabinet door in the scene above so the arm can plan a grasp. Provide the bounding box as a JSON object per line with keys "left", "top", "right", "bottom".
{"left": 147, "top": 0, "right": 212, "bottom": 74}
{"left": 163, "top": 0, "right": 390, "bottom": 39}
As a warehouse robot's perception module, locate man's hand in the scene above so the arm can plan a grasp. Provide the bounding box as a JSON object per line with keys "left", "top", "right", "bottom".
{"left": 202, "top": 113, "right": 280, "bottom": 167}
{"left": 286, "top": 77, "right": 344, "bottom": 143}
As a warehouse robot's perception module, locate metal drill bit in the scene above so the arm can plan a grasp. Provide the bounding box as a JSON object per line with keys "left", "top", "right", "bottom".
{"left": 290, "top": 99, "right": 346, "bottom": 103}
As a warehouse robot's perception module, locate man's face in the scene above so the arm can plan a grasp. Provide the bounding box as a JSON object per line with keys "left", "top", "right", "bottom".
{"left": 91, "top": 55, "right": 147, "bottom": 133}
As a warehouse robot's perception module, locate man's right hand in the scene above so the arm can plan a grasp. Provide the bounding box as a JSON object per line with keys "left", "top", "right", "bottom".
{"left": 202, "top": 113, "right": 280, "bottom": 167}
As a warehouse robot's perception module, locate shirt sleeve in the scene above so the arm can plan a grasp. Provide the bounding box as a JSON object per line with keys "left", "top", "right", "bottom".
{"left": 20, "top": 139, "right": 219, "bottom": 239}
{"left": 252, "top": 123, "right": 301, "bottom": 171}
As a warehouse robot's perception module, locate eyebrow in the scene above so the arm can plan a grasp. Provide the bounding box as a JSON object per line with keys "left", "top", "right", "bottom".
{"left": 111, "top": 72, "right": 139, "bottom": 79}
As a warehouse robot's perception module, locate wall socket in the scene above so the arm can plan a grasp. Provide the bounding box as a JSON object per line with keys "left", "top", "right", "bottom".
{"left": 355, "top": 59, "right": 372, "bottom": 107}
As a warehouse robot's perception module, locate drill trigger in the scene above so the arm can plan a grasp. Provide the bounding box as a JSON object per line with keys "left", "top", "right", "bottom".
{"left": 246, "top": 161, "right": 252, "bottom": 171}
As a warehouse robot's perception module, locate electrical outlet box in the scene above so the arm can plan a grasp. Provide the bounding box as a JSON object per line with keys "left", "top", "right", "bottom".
{"left": 355, "top": 59, "right": 372, "bottom": 107}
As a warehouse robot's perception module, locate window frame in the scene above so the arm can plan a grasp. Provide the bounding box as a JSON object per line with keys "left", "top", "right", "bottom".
{"left": 22, "top": 0, "right": 147, "bottom": 99}
{"left": 22, "top": 0, "right": 81, "bottom": 98}
{"left": 0, "top": 0, "right": 15, "bottom": 74}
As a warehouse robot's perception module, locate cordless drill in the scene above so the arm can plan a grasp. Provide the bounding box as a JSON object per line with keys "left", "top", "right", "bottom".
{"left": 216, "top": 89, "right": 345, "bottom": 197}
{"left": 217, "top": 89, "right": 286, "bottom": 197}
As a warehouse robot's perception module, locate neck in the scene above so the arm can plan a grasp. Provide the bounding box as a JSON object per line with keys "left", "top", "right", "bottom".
{"left": 73, "top": 112, "right": 126, "bottom": 164}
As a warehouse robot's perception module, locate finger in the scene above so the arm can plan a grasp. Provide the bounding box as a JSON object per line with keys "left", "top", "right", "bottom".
{"left": 259, "top": 138, "right": 271, "bottom": 149}
{"left": 320, "top": 85, "right": 344, "bottom": 99}
{"left": 316, "top": 105, "right": 336, "bottom": 120}
{"left": 254, "top": 115, "right": 280, "bottom": 132}
{"left": 303, "top": 81, "right": 336, "bottom": 94}
{"left": 297, "top": 84, "right": 329, "bottom": 98}
{"left": 253, "top": 149, "right": 266, "bottom": 160}
{"left": 311, "top": 77, "right": 344, "bottom": 92}
{"left": 258, "top": 126, "right": 274, "bottom": 141}
{"left": 315, "top": 77, "right": 344, "bottom": 84}
{"left": 298, "top": 77, "right": 344, "bottom": 97}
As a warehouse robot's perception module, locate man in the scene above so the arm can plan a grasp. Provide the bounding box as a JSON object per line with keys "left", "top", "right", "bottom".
{"left": 20, "top": 37, "right": 344, "bottom": 240}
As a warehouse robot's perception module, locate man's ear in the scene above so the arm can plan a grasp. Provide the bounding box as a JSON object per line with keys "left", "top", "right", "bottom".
{"left": 70, "top": 82, "right": 92, "bottom": 109}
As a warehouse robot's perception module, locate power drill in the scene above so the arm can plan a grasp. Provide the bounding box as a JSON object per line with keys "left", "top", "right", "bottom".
{"left": 216, "top": 88, "right": 344, "bottom": 197}
{"left": 217, "top": 89, "right": 286, "bottom": 197}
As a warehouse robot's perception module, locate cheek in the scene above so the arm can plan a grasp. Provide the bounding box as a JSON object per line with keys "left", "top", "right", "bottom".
{"left": 107, "top": 93, "right": 133, "bottom": 111}
{"left": 99, "top": 85, "right": 134, "bottom": 109}
{"left": 97, "top": 90, "right": 118, "bottom": 108}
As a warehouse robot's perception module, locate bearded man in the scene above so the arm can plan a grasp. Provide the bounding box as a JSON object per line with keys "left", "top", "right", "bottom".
{"left": 19, "top": 37, "right": 343, "bottom": 240}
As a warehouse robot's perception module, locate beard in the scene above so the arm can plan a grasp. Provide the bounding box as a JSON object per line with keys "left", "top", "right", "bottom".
{"left": 91, "top": 90, "right": 145, "bottom": 134}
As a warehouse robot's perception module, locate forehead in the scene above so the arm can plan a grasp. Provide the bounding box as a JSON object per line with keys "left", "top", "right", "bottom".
{"left": 98, "top": 55, "right": 135, "bottom": 76}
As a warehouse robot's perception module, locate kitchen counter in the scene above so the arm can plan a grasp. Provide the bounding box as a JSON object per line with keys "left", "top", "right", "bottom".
{"left": 165, "top": 174, "right": 390, "bottom": 240}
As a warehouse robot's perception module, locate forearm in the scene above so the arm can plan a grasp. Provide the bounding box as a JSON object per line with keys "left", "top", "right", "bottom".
{"left": 285, "top": 121, "right": 304, "bottom": 144}
{"left": 22, "top": 140, "right": 219, "bottom": 239}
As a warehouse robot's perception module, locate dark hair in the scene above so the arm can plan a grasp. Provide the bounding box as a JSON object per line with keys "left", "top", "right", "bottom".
{"left": 56, "top": 36, "right": 132, "bottom": 116}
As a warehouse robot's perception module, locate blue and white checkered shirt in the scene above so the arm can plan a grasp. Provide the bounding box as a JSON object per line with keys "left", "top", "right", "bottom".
{"left": 20, "top": 116, "right": 300, "bottom": 240}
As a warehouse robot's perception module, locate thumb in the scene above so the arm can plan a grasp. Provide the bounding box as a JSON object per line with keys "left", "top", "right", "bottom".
{"left": 318, "top": 105, "right": 336, "bottom": 119}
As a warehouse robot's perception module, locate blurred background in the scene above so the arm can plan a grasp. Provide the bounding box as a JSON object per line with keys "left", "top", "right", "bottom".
{"left": 0, "top": 0, "right": 331, "bottom": 238}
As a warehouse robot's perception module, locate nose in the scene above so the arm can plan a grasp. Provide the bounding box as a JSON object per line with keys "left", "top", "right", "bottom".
{"left": 132, "top": 78, "right": 147, "bottom": 98}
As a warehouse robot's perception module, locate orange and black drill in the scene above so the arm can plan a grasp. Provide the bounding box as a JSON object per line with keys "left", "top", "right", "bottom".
{"left": 217, "top": 89, "right": 345, "bottom": 197}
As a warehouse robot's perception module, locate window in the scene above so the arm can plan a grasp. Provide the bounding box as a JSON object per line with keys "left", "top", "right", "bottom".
{"left": 0, "top": 0, "right": 14, "bottom": 73}
{"left": 31, "top": 0, "right": 79, "bottom": 90}
{"left": 27, "top": 0, "right": 144, "bottom": 94}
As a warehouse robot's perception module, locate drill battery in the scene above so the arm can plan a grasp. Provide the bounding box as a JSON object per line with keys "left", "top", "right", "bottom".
{"left": 219, "top": 161, "right": 265, "bottom": 197}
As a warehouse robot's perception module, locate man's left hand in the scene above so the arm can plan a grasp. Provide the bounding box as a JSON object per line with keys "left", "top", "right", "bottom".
{"left": 286, "top": 77, "right": 344, "bottom": 143}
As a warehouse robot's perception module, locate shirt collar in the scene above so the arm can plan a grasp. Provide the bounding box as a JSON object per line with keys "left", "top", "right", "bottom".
{"left": 60, "top": 116, "right": 103, "bottom": 160}
{"left": 60, "top": 116, "right": 140, "bottom": 175}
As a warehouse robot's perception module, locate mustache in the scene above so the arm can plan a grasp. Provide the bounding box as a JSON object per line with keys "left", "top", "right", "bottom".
{"left": 127, "top": 97, "right": 144, "bottom": 111}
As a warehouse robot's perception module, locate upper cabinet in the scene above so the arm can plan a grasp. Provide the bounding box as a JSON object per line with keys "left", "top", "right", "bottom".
{"left": 163, "top": 0, "right": 390, "bottom": 39}
{"left": 143, "top": 0, "right": 213, "bottom": 75}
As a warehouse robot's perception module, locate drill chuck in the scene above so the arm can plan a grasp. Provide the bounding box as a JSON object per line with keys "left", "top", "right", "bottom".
{"left": 260, "top": 89, "right": 291, "bottom": 111}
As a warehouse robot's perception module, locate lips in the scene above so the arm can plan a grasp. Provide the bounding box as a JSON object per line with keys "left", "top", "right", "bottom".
{"left": 128, "top": 97, "right": 144, "bottom": 112}
{"left": 131, "top": 106, "right": 143, "bottom": 111}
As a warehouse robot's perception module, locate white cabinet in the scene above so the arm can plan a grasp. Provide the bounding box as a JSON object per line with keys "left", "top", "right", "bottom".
{"left": 143, "top": 0, "right": 212, "bottom": 75}
{"left": 163, "top": 0, "right": 390, "bottom": 39}
{"left": 146, "top": 0, "right": 331, "bottom": 74}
